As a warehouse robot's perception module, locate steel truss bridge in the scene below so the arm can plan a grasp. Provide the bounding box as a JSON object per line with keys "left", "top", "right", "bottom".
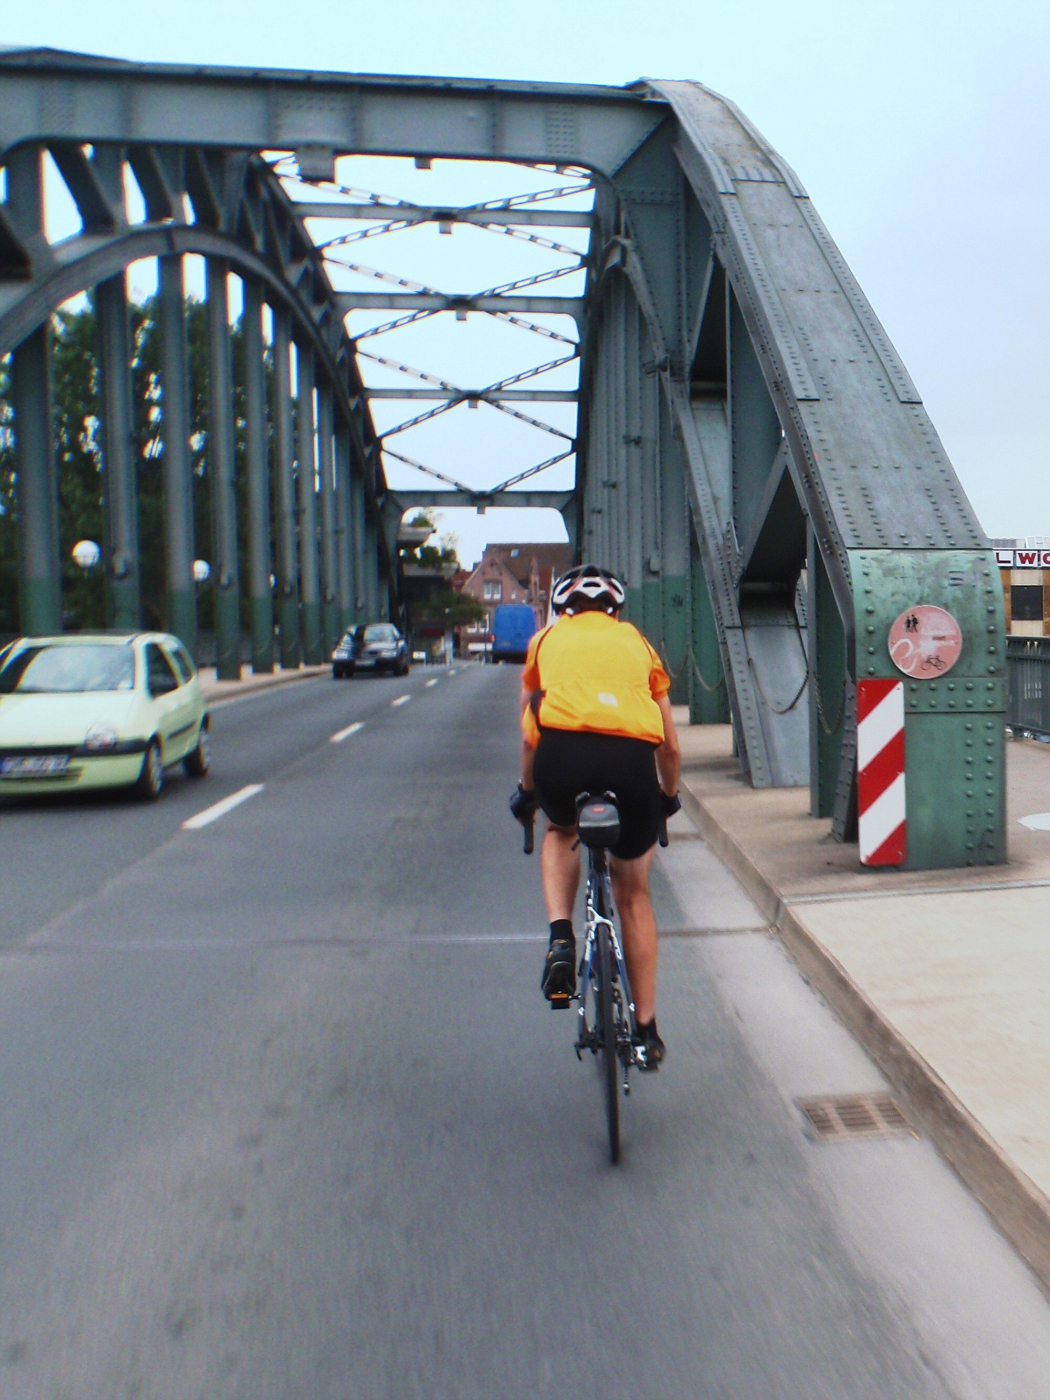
{"left": 0, "top": 48, "right": 1005, "bottom": 869}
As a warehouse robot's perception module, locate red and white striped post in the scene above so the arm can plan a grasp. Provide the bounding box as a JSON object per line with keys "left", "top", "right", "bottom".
{"left": 857, "top": 678, "right": 906, "bottom": 866}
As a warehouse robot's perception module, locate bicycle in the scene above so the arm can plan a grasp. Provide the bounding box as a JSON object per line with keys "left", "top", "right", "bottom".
{"left": 523, "top": 793, "right": 667, "bottom": 1165}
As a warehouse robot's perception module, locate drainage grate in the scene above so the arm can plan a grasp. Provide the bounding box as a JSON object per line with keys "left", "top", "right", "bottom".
{"left": 796, "top": 1091, "right": 915, "bottom": 1142}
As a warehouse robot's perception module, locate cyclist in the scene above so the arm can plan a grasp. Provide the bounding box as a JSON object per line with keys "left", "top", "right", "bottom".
{"left": 510, "top": 564, "right": 681, "bottom": 1069}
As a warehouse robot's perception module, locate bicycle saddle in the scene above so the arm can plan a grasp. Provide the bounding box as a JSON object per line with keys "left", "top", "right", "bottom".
{"left": 576, "top": 793, "right": 621, "bottom": 849}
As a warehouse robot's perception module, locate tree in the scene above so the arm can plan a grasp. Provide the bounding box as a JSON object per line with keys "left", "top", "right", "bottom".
{"left": 414, "top": 588, "right": 486, "bottom": 629}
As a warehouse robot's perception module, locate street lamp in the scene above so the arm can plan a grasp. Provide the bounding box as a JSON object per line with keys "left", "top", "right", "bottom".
{"left": 71, "top": 539, "right": 101, "bottom": 570}
{"left": 193, "top": 559, "right": 211, "bottom": 584}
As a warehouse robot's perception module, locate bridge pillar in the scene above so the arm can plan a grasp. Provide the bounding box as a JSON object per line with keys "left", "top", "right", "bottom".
{"left": 687, "top": 528, "right": 729, "bottom": 724}
{"left": 97, "top": 273, "right": 140, "bottom": 630}
{"left": 623, "top": 291, "right": 645, "bottom": 623}
{"left": 659, "top": 393, "right": 689, "bottom": 704}
{"left": 242, "top": 278, "right": 274, "bottom": 673}
{"left": 6, "top": 148, "right": 60, "bottom": 637}
{"left": 157, "top": 254, "right": 197, "bottom": 657}
{"left": 807, "top": 533, "right": 851, "bottom": 824}
{"left": 205, "top": 258, "right": 241, "bottom": 680}
{"left": 295, "top": 345, "right": 323, "bottom": 664}
{"left": 316, "top": 385, "right": 340, "bottom": 658}
{"left": 334, "top": 422, "right": 355, "bottom": 632}
{"left": 271, "top": 307, "right": 300, "bottom": 668}
{"left": 12, "top": 326, "right": 60, "bottom": 636}
{"left": 350, "top": 462, "right": 368, "bottom": 621}
{"left": 639, "top": 326, "right": 663, "bottom": 651}
{"left": 852, "top": 549, "right": 1006, "bottom": 869}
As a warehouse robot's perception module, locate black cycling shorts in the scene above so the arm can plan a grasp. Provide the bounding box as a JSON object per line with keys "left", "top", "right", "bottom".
{"left": 532, "top": 728, "right": 662, "bottom": 860}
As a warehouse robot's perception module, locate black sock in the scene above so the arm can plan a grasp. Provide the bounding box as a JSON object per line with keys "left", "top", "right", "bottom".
{"left": 637, "top": 1017, "right": 657, "bottom": 1035}
{"left": 549, "top": 918, "right": 573, "bottom": 946}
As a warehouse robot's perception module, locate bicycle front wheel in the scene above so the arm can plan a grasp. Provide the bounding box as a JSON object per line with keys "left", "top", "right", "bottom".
{"left": 597, "top": 924, "right": 620, "bottom": 1164}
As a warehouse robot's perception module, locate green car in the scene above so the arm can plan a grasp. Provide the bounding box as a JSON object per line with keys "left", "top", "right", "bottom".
{"left": 0, "top": 632, "right": 210, "bottom": 800}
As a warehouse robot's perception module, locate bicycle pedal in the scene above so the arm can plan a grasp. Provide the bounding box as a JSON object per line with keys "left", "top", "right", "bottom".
{"left": 549, "top": 992, "right": 571, "bottom": 1009}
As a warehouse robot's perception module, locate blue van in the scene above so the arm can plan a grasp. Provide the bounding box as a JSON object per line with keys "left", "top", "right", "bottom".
{"left": 491, "top": 604, "right": 537, "bottom": 663}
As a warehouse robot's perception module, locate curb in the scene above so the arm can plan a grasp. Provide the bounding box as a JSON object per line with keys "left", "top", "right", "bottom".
{"left": 202, "top": 666, "right": 328, "bottom": 704}
{"left": 678, "top": 777, "right": 1050, "bottom": 1294}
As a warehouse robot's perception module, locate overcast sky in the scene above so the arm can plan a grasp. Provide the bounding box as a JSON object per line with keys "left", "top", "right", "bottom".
{"left": 7, "top": 0, "right": 1049, "bottom": 566}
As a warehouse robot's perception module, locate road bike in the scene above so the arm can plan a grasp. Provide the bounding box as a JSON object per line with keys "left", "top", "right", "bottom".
{"left": 524, "top": 793, "right": 666, "bottom": 1164}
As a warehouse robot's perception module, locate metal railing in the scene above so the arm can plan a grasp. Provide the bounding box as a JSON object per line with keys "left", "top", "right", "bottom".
{"left": 1006, "top": 637, "right": 1050, "bottom": 738}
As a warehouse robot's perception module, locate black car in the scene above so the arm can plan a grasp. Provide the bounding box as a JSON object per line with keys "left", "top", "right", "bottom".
{"left": 332, "top": 623, "right": 410, "bottom": 678}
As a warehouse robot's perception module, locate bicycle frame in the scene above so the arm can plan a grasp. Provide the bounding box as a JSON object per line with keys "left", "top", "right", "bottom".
{"left": 575, "top": 842, "right": 638, "bottom": 1091}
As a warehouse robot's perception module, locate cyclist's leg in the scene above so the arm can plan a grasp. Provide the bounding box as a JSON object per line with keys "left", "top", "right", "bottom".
{"left": 609, "top": 846, "right": 658, "bottom": 1023}
{"left": 540, "top": 821, "right": 580, "bottom": 921}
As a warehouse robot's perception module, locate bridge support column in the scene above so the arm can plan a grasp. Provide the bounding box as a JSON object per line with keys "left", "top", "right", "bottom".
{"left": 350, "top": 465, "right": 367, "bottom": 622}
{"left": 659, "top": 394, "right": 689, "bottom": 704}
{"left": 334, "top": 423, "right": 355, "bottom": 632}
{"left": 688, "top": 527, "right": 728, "bottom": 724}
{"left": 850, "top": 548, "right": 1005, "bottom": 869}
{"left": 807, "top": 531, "right": 851, "bottom": 823}
{"left": 271, "top": 307, "right": 300, "bottom": 668}
{"left": 317, "top": 386, "right": 340, "bottom": 658}
{"left": 205, "top": 259, "right": 241, "bottom": 680}
{"left": 364, "top": 510, "right": 382, "bottom": 620}
{"left": 295, "top": 346, "right": 322, "bottom": 664}
{"left": 242, "top": 279, "right": 273, "bottom": 674}
{"left": 12, "top": 326, "right": 61, "bottom": 636}
{"left": 97, "top": 273, "right": 140, "bottom": 630}
{"left": 639, "top": 326, "right": 663, "bottom": 649}
{"left": 6, "top": 149, "right": 60, "bottom": 637}
{"left": 157, "top": 254, "right": 197, "bottom": 657}
{"left": 622, "top": 291, "right": 644, "bottom": 624}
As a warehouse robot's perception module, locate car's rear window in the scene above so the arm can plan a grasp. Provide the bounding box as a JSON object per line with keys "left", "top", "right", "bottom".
{"left": 0, "top": 645, "right": 136, "bottom": 694}
{"left": 363, "top": 625, "right": 398, "bottom": 643}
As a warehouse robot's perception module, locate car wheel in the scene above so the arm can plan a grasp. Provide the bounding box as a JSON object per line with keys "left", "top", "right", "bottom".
{"left": 136, "top": 740, "right": 164, "bottom": 800}
{"left": 183, "top": 723, "right": 211, "bottom": 778}
{"left": 333, "top": 665, "right": 343, "bottom": 679}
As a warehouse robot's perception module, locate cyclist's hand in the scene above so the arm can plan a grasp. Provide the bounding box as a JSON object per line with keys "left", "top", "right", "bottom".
{"left": 660, "top": 789, "right": 682, "bottom": 819}
{"left": 510, "top": 782, "right": 538, "bottom": 825}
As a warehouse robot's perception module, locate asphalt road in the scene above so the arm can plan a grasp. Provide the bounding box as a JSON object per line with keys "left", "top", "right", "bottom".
{"left": 0, "top": 664, "right": 1047, "bottom": 1399}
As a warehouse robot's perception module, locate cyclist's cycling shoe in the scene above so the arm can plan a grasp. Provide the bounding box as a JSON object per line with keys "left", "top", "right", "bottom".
{"left": 542, "top": 938, "right": 577, "bottom": 1006}
{"left": 634, "top": 1018, "right": 665, "bottom": 1071}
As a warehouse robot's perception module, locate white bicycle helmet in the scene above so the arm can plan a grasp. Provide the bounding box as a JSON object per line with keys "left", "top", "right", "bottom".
{"left": 550, "top": 564, "right": 626, "bottom": 615}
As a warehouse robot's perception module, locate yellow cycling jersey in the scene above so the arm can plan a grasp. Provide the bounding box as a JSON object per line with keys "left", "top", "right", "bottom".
{"left": 521, "top": 611, "right": 670, "bottom": 749}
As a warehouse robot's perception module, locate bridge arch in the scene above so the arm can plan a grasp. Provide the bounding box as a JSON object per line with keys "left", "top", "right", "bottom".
{"left": 0, "top": 50, "right": 1004, "bottom": 869}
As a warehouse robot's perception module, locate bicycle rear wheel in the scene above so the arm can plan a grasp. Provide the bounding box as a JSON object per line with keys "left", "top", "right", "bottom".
{"left": 597, "top": 924, "right": 620, "bottom": 1164}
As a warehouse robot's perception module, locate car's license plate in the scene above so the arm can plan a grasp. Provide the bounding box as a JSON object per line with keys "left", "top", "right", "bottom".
{"left": 0, "top": 754, "right": 71, "bottom": 778}
{"left": 356, "top": 657, "right": 375, "bottom": 667}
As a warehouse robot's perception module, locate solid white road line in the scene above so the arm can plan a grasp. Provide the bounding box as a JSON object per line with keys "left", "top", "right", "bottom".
{"left": 330, "top": 721, "right": 365, "bottom": 743}
{"left": 391, "top": 694, "right": 412, "bottom": 708}
{"left": 425, "top": 678, "right": 439, "bottom": 689}
{"left": 182, "top": 784, "right": 264, "bottom": 830}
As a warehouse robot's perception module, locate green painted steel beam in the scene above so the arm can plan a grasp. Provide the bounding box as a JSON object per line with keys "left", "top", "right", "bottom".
{"left": 851, "top": 549, "right": 1005, "bottom": 869}
{"left": 271, "top": 307, "right": 301, "bottom": 670}
{"left": 97, "top": 273, "right": 140, "bottom": 630}
{"left": 158, "top": 254, "right": 198, "bottom": 659}
{"left": 296, "top": 345, "right": 323, "bottom": 666}
{"left": 11, "top": 325, "right": 60, "bottom": 636}
{"left": 242, "top": 277, "right": 274, "bottom": 675}
{"left": 205, "top": 258, "right": 242, "bottom": 680}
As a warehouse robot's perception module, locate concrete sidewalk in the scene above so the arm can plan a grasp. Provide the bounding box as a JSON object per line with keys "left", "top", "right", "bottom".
{"left": 674, "top": 712, "right": 1050, "bottom": 1291}
{"left": 199, "top": 664, "right": 329, "bottom": 703}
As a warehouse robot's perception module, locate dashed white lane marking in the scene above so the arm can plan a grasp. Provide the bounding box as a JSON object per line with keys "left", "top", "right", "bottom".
{"left": 182, "top": 784, "right": 263, "bottom": 830}
{"left": 425, "top": 678, "right": 439, "bottom": 689}
{"left": 330, "top": 721, "right": 365, "bottom": 744}
{"left": 391, "top": 694, "right": 412, "bottom": 708}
